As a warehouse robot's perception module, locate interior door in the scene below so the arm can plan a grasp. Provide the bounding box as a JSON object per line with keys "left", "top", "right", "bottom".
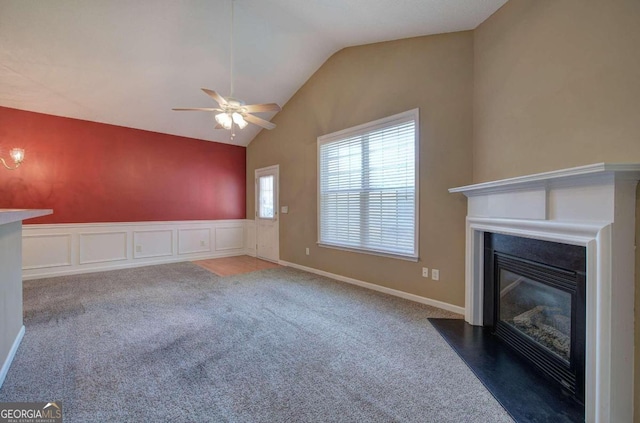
{"left": 255, "top": 165, "right": 279, "bottom": 262}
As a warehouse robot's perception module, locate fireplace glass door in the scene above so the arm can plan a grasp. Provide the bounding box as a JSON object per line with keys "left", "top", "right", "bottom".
{"left": 499, "top": 269, "right": 572, "bottom": 363}
{"left": 484, "top": 233, "right": 586, "bottom": 403}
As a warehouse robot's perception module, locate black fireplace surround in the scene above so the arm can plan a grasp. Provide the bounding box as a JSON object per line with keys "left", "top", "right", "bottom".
{"left": 484, "top": 233, "right": 586, "bottom": 404}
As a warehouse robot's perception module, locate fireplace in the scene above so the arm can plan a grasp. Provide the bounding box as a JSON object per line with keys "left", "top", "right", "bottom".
{"left": 449, "top": 163, "right": 640, "bottom": 422}
{"left": 483, "top": 233, "right": 585, "bottom": 402}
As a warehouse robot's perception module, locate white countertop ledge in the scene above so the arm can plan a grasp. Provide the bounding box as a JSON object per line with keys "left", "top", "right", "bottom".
{"left": 449, "top": 163, "right": 640, "bottom": 196}
{"left": 0, "top": 209, "right": 53, "bottom": 225}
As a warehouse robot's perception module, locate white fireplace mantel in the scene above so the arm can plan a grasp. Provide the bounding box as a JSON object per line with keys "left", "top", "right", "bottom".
{"left": 449, "top": 163, "right": 640, "bottom": 423}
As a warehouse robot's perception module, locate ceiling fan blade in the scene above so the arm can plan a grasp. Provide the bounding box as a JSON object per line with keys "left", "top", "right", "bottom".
{"left": 201, "top": 88, "right": 227, "bottom": 106}
{"left": 172, "top": 107, "right": 217, "bottom": 111}
{"left": 244, "top": 113, "right": 276, "bottom": 130}
{"left": 214, "top": 124, "right": 223, "bottom": 129}
{"left": 243, "top": 103, "right": 282, "bottom": 113}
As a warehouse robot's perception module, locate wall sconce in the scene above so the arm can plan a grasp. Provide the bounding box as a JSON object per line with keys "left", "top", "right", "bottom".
{"left": 1, "top": 148, "right": 25, "bottom": 170}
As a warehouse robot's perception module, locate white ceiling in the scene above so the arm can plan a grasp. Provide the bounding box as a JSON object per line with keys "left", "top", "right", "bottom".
{"left": 0, "top": 0, "right": 507, "bottom": 147}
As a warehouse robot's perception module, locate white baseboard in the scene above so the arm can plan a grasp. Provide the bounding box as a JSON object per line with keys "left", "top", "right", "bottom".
{"left": 22, "top": 220, "right": 256, "bottom": 280}
{"left": 23, "top": 251, "right": 245, "bottom": 280}
{"left": 0, "top": 325, "right": 25, "bottom": 389}
{"left": 279, "top": 260, "right": 465, "bottom": 315}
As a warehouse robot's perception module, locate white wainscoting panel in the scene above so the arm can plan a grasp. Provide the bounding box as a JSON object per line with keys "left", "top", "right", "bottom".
{"left": 133, "top": 230, "right": 173, "bottom": 259}
{"left": 215, "top": 226, "right": 243, "bottom": 251}
{"left": 79, "top": 232, "right": 128, "bottom": 264}
{"left": 178, "top": 228, "right": 211, "bottom": 255}
{"left": 245, "top": 220, "right": 256, "bottom": 257}
{"left": 22, "top": 234, "right": 72, "bottom": 270}
{"left": 22, "top": 220, "right": 252, "bottom": 280}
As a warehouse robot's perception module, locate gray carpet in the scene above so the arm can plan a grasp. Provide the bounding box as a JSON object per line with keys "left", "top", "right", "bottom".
{"left": 0, "top": 262, "right": 513, "bottom": 422}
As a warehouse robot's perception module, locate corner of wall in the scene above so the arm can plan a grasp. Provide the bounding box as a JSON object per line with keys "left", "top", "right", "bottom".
{"left": 635, "top": 184, "right": 640, "bottom": 423}
{"left": 0, "top": 326, "right": 24, "bottom": 389}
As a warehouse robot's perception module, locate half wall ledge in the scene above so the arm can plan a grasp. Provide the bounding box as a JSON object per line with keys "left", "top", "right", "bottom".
{"left": 0, "top": 208, "right": 52, "bottom": 389}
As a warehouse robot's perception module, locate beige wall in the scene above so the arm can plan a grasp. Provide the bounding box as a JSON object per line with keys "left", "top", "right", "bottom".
{"left": 247, "top": 32, "right": 474, "bottom": 307}
{"left": 473, "top": 0, "right": 640, "bottom": 182}
{"left": 474, "top": 0, "right": 640, "bottom": 419}
{"left": 0, "top": 221, "right": 23, "bottom": 378}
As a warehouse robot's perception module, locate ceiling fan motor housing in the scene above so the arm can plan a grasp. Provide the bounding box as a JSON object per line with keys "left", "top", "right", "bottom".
{"left": 223, "top": 98, "right": 246, "bottom": 114}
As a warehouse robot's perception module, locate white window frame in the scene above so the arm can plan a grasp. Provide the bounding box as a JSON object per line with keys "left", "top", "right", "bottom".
{"left": 316, "top": 108, "right": 419, "bottom": 261}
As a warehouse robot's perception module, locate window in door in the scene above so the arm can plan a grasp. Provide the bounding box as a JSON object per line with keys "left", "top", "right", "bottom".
{"left": 258, "top": 175, "right": 275, "bottom": 219}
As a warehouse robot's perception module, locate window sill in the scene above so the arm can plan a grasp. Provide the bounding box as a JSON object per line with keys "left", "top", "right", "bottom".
{"left": 317, "top": 242, "right": 418, "bottom": 262}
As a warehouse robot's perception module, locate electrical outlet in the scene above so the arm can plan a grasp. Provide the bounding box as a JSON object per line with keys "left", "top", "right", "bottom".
{"left": 305, "top": 247, "right": 310, "bottom": 255}
{"left": 432, "top": 269, "right": 440, "bottom": 281}
{"left": 135, "top": 245, "right": 142, "bottom": 253}
{"left": 422, "top": 267, "right": 429, "bottom": 278}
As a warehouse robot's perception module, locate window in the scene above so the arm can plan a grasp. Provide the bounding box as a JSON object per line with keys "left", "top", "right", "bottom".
{"left": 258, "top": 175, "right": 275, "bottom": 218}
{"left": 317, "top": 109, "right": 418, "bottom": 260}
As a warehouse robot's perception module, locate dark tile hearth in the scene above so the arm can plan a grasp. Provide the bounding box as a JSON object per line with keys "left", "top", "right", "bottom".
{"left": 429, "top": 319, "right": 584, "bottom": 423}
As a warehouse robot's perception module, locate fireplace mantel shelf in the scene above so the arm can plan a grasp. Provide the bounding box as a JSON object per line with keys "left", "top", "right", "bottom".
{"left": 449, "top": 162, "right": 640, "bottom": 196}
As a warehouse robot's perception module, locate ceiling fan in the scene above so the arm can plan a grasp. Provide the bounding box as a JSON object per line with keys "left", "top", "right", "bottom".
{"left": 172, "top": 0, "right": 281, "bottom": 139}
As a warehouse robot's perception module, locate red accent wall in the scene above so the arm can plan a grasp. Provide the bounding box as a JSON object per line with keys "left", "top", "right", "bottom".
{"left": 0, "top": 107, "right": 246, "bottom": 224}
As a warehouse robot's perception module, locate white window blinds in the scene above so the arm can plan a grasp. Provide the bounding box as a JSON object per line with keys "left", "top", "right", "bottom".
{"left": 318, "top": 109, "right": 418, "bottom": 259}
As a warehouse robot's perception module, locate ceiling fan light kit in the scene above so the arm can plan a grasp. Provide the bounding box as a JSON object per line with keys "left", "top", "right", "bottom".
{"left": 214, "top": 111, "right": 233, "bottom": 130}
{"left": 173, "top": 0, "right": 280, "bottom": 139}
{"left": 232, "top": 112, "right": 248, "bottom": 129}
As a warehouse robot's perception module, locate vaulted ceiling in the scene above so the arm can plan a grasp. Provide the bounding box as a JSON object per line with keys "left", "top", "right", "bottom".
{"left": 0, "top": 0, "right": 507, "bottom": 146}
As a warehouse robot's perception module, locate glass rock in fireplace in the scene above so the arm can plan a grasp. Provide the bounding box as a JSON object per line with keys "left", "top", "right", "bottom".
{"left": 499, "top": 269, "right": 572, "bottom": 362}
